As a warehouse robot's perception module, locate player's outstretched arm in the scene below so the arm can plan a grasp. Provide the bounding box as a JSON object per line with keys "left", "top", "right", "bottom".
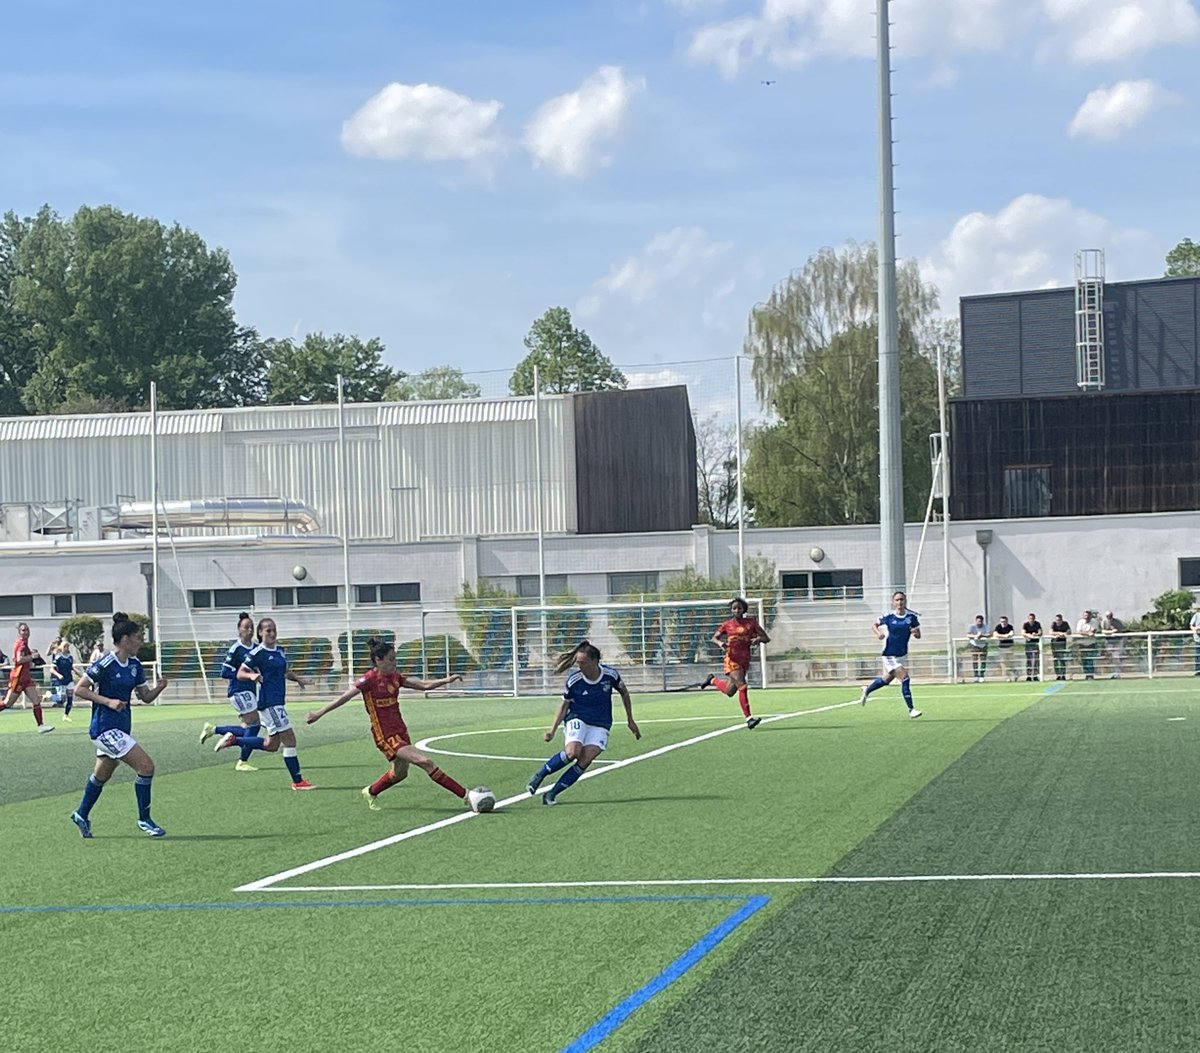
{"left": 403, "top": 673, "right": 463, "bottom": 692}
{"left": 755, "top": 625, "right": 771, "bottom": 646}
{"left": 306, "top": 686, "right": 358, "bottom": 724}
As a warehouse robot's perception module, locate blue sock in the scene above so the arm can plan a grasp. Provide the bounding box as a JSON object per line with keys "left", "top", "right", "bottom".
{"left": 864, "top": 677, "right": 887, "bottom": 697}
{"left": 134, "top": 774, "right": 153, "bottom": 822}
{"left": 64, "top": 695, "right": 73, "bottom": 716}
{"left": 283, "top": 749, "right": 302, "bottom": 782}
{"left": 239, "top": 723, "right": 261, "bottom": 762}
{"left": 548, "top": 763, "right": 585, "bottom": 799}
{"left": 901, "top": 678, "right": 914, "bottom": 708}
{"left": 536, "top": 751, "right": 570, "bottom": 780}
{"left": 77, "top": 774, "right": 104, "bottom": 819}
{"left": 214, "top": 724, "right": 244, "bottom": 736}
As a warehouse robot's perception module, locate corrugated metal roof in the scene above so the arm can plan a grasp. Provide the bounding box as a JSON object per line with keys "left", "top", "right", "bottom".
{"left": 379, "top": 397, "right": 557, "bottom": 426}
{"left": 0, "top": 412, "right": 222, "bottom": 441}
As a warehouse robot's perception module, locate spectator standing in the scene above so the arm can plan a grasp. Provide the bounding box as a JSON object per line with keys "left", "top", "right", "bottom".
{"left": 966, "top": 615, "right": 989, "bottom": 682}
{"left": 1075, "top": 610, "right": 1101, "bottom": 680}
{"left": 1100, "top": 610, "right": 1125, "bottom": 678}
{"left": 1022, "top": 613, "right": 1043, "bottom": 681}
{"left": 992, "top": 617, "right": 1016, "bottom": 681}
{"left": 1190, "top": 604, "right": 1200, "bottom": 678}
{"left": 1049, "top": 614, "right": 1071, "bottom": 680}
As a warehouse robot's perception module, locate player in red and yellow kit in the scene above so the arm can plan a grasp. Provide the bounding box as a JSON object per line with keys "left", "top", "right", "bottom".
{"left": 305, "top": 638, "right": 468, "bottom": 810}
{"left": 703, "top": 598, "right": 770, "bottom": 729}
{"left": 1, "top": 622, "right": 53, "bottom": 733}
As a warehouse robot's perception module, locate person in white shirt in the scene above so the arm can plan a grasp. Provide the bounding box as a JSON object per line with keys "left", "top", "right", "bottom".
{"left": 1075, "top": 610, "right": 1101, "bottom": 680}
{"left": 1190, "top": 605, "right": 1200, "bottom": 678}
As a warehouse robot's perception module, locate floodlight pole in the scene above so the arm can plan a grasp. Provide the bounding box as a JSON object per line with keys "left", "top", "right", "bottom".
{"left": 735, "top": 354, "right": 746, "bottom": 597}
{"left": 877, "top": 0, "right": 906, "bottom": 601}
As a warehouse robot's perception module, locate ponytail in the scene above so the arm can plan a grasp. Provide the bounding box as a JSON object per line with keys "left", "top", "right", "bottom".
{"left": 554, "top": 639, "right": 601, "bottom": 675}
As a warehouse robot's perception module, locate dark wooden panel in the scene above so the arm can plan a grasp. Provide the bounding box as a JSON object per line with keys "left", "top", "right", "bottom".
{"left": 573, "top": 386, "right": 698, "bottom": 534}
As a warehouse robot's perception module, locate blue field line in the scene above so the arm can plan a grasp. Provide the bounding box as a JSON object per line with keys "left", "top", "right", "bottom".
{"left": 561, "top": 894, "right": 770, "bottom": 1053}
{"left": 0, "top": 893, "right": 750, "bottom": 917}
{"left": 1044, "top": 681, "right": 1067, "bottom": 696}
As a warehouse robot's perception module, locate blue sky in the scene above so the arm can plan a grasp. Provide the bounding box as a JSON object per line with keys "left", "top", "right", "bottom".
{"left": 3, "top": 0, "right": 1197, "bottom": 387}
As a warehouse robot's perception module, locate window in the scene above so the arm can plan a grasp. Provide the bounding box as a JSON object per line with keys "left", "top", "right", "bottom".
{"left": 1003, "top": 465, "right": 1051, "bottom": 518}
{"left": 50, "top": 593, "right": 113, "bottom": 615}
{"left": 355, "top": 583, "right": 421, "bottom": 604}
{"left": 608, "top": 571, "right": 660, "bottom": 598}
{"left": 516, "top": 575, "right": 569, "bottom": 599}
{"left": 1180, "top": 559, "right": 1200, "bottom": 589}
{"left": 275, "top": 586, "right": 339, "bottom": 607}
{"left": 274, "top": 588, "right": 294, "bottom": 607}
{"left": 781, "top": 570, "right": 863, "bottom": 601}
{"left": 0, "top": 595, "right": 34, "bottom": 617}
{"left": 191, "top": 589, "right": 254, "bottom": 610}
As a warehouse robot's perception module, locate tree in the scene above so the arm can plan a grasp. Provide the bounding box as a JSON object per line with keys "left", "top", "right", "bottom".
{"left": 0, "top": 210, "right": 46, "bottom": 415}
{"left": 1165, "top": 238, "right": 1200, "bottom": 278}
{"left": 384, "top": 365, "right": 482, "bottom": 401}
{"left": 265, "top": 333, "right": 395, "bottom": 405}
{"left": 743, "top": 324, "right": 942, "bottom": 526}
{"left": 13, "top": 205, "right": 265, "bottom": 413}
{"left": 58, "top": 615, "right": 105, "bottom": 656}
{"left": 694, "top": 413, "right": 741, "bottom": 529}
{"left": 510, "top": 307, "right": 626, "bottom": 395}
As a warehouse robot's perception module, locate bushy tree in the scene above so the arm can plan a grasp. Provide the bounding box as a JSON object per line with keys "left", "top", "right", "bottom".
{"left": 510, "top": 307, "right": 626, "bottom": 395}
{"left": 266, "top": 333, "right": 395, "bottom": 404}
{"left": 1165, "top": 238, "right": 1200, "bottom": 278}
{"left": 386, "top": 365, "right": 482, "bottom": 401}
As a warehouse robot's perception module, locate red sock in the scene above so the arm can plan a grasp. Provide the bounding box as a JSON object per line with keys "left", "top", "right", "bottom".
{"left": 33, "top": 704, "right": 44, "bottom": 726}
{"left": 428, "top": 766, "right": 467, "bottom": 799}
{"left": 712, "top": 676, "right": 732, "bottom": 694}
{"left": 369, "top": 771, "right": 397, "bottom": 797}
{"left": 736, "top": 685, "right": 751, "bottom": 718}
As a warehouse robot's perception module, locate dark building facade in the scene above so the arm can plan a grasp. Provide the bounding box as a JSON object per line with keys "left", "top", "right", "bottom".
{"left": 573, "top": 385, "right": 699, "bottom": 534}
{"left": 953, "top": 275, "right": 1200, "bottom": 520}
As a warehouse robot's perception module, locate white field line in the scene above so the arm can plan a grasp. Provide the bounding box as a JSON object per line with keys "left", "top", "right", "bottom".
{"left": 249, "top": 871, "right": 1200, "bottom": 894}
{"left": 234, "top": 699, "right": 860, "bottom": 893}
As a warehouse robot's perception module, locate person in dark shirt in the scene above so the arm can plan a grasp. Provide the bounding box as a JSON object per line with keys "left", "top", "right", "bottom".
{"left": 1049, "top": 614, "right": 1071, "bottom": 680}
{"left": 992, "top": 617, "right": 1016, "bottom": 681}
{"left": 1021, "top": 613, "right": 1043, "bottom": 681}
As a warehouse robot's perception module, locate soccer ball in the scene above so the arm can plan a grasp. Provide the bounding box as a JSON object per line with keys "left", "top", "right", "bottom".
{"left": 467, "top": 787, "right": 496, "bottom": 813}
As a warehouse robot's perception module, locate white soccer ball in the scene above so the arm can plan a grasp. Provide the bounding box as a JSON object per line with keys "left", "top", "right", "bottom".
{"left": 467, "top": 787, "right": 496, "bottom": 813}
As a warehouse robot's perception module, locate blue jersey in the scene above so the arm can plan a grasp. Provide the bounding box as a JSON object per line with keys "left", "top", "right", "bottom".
{"left": 52, "top": 653, "right": 75, "bottom": 686}
{"left": 876, "top": 610, "right": 920, "bottom": 658}
{"left": 221, "top": 641, "right": 255, "bottom": 699}
{"left": 242, "top": 644, "right": 289, "bottom": 708}
{"left": 562, "top": 665, "right": 623, "bottom": 730}
{"left": 86, "top": 653, "right": 147, "bottom": 738}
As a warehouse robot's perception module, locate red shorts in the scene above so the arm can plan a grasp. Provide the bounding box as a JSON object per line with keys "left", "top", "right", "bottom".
{"left": 372, "top": 720, "right": 412, "bottom": 761}
{"left": 723, "top": 654, "right": 750, "bottom": 676}
{"left": 8, "top": 667, "right": 31, "bottom": 692}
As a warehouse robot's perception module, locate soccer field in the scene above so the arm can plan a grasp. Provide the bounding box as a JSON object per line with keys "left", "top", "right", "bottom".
{"left": 3, "top": 680, "right": 1200, "bottom": 1052}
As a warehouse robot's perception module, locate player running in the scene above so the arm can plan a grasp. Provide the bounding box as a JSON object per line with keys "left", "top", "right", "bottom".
{"left": 70, "top": 613, "right": 170, "bottom": 837}
{"left": 199, "top": 612, "right": 264, "bottom": 772}
{"left": 214, "top": 618, "right": 313, "bottom": 789}
{"left": 701, "top": 597, "right": 769, "bottom": 729}
{"left": 858, "top": 591, "right": 922, "bottom": 718}
{"left": 527, "top": 640, "right": 639, "bottom": 806}
{"left": 305, "top": 637, "right": 468, "bottom": 811}
{"left": 1, "top": 623, "right": 53, "bottom": 733}
{"left": 49, "top": 639, "right": 77, "bottom": 722}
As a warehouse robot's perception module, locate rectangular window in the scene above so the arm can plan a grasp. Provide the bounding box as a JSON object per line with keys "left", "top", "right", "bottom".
{"left": 781, "top": 572, "right": 810, "bottom": 600}
{"left": 812, "top": 570, "right": 864, "bottom": 601}
{"left": 607, "top": 571, "right": 660, "bottom": 598}
{"left": 213, "top": 588, "right": 254, "bottom": 610}
{"left": 1003, "top": 465, "right": 1051, "bottom": 518}
{"left": 516, "top": 575, "right": 569, "bottom": 599}
{"left": 1181, "top": 558, "right": 1200, "bottom": 589}
{"left": 190, "top": 590, "right": 213, "bottom": 610}
{"left": 355, "top": 585, "right": 378, "bottom": 604}
{"left": 356, "top": 583, "right": 422, "bottom": 604}
{"left": 52, "top": 594, "right": 74, "bottom": 615}
{"left": 274, "top": 588, "right": 295, "bottom": 607}
{"left": 74, "top": 592, "right": 114, "bottom": 615}
{"left": 297, "top": 585, "right": 338, "bottom": 606}
{"left": 0, "top": 595, "right": 34, "bottom": 617}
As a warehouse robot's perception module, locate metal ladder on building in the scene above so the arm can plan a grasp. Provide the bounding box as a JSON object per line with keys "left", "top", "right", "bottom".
{"left": 1075, "top": 249, "right": 1105, "bottom": 391}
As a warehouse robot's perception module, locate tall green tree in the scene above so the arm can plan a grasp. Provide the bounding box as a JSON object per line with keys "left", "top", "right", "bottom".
{"left": 265, "top": 333, "right": 395, "bottom": 404}
{"left": 13, "top": 205, "right": 263, "bottom": 413}
{"left": 385, "top": 365, "right": 482, "bottom": 401}
{"left": 510, "top": 307, "right": 626, "bottom": 395}
{"left": 0, "top": 210, "right": 44, "bottom": 415}
{"left": 1165, "top": 238, "right": 1200, "bottom": 278}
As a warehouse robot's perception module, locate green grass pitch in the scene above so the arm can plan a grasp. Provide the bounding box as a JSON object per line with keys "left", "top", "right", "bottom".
{"left": 2, "top": 679, "right": 1199, "bottom": 1051}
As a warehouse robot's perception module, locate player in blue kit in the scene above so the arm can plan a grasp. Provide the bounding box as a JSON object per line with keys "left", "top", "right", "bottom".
{"left": 214, "top": 617, "right": 313, "bottom": 789}
{"left": 526, "top": 640, "right": 639, "bottom": 806}
{"left": 69, "top": 613, "right": 170, "bottom": 837}
{"left": 199, "top": 612, "right": 263, "bottom": 771}
{"left": 49, "top": 639, "right": 78, "bottom": 721}
{"left": 858, "top": 591, "right": 922, "bottom": 719}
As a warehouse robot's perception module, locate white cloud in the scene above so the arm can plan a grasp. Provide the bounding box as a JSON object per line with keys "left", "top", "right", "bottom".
{"left": 921, "top": 194, "right": 1160, "bottom": 310}
{"left": 1068, "top": 80, "right": 1173, "bottom": 140}
{"left": 1044, "top": 0, "right": 1200, "bottom": 62}
{"left": 523, "top": 66, "right": 645, "bottom": 177}
{"left": 684, "top": 0, "right": 1200, "bottom": 77}
{"left": 341, "top": 82, "right": 503, "bottom": 162}
{"left": 578, "top": 227, "right": 733, "bottom": 316}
